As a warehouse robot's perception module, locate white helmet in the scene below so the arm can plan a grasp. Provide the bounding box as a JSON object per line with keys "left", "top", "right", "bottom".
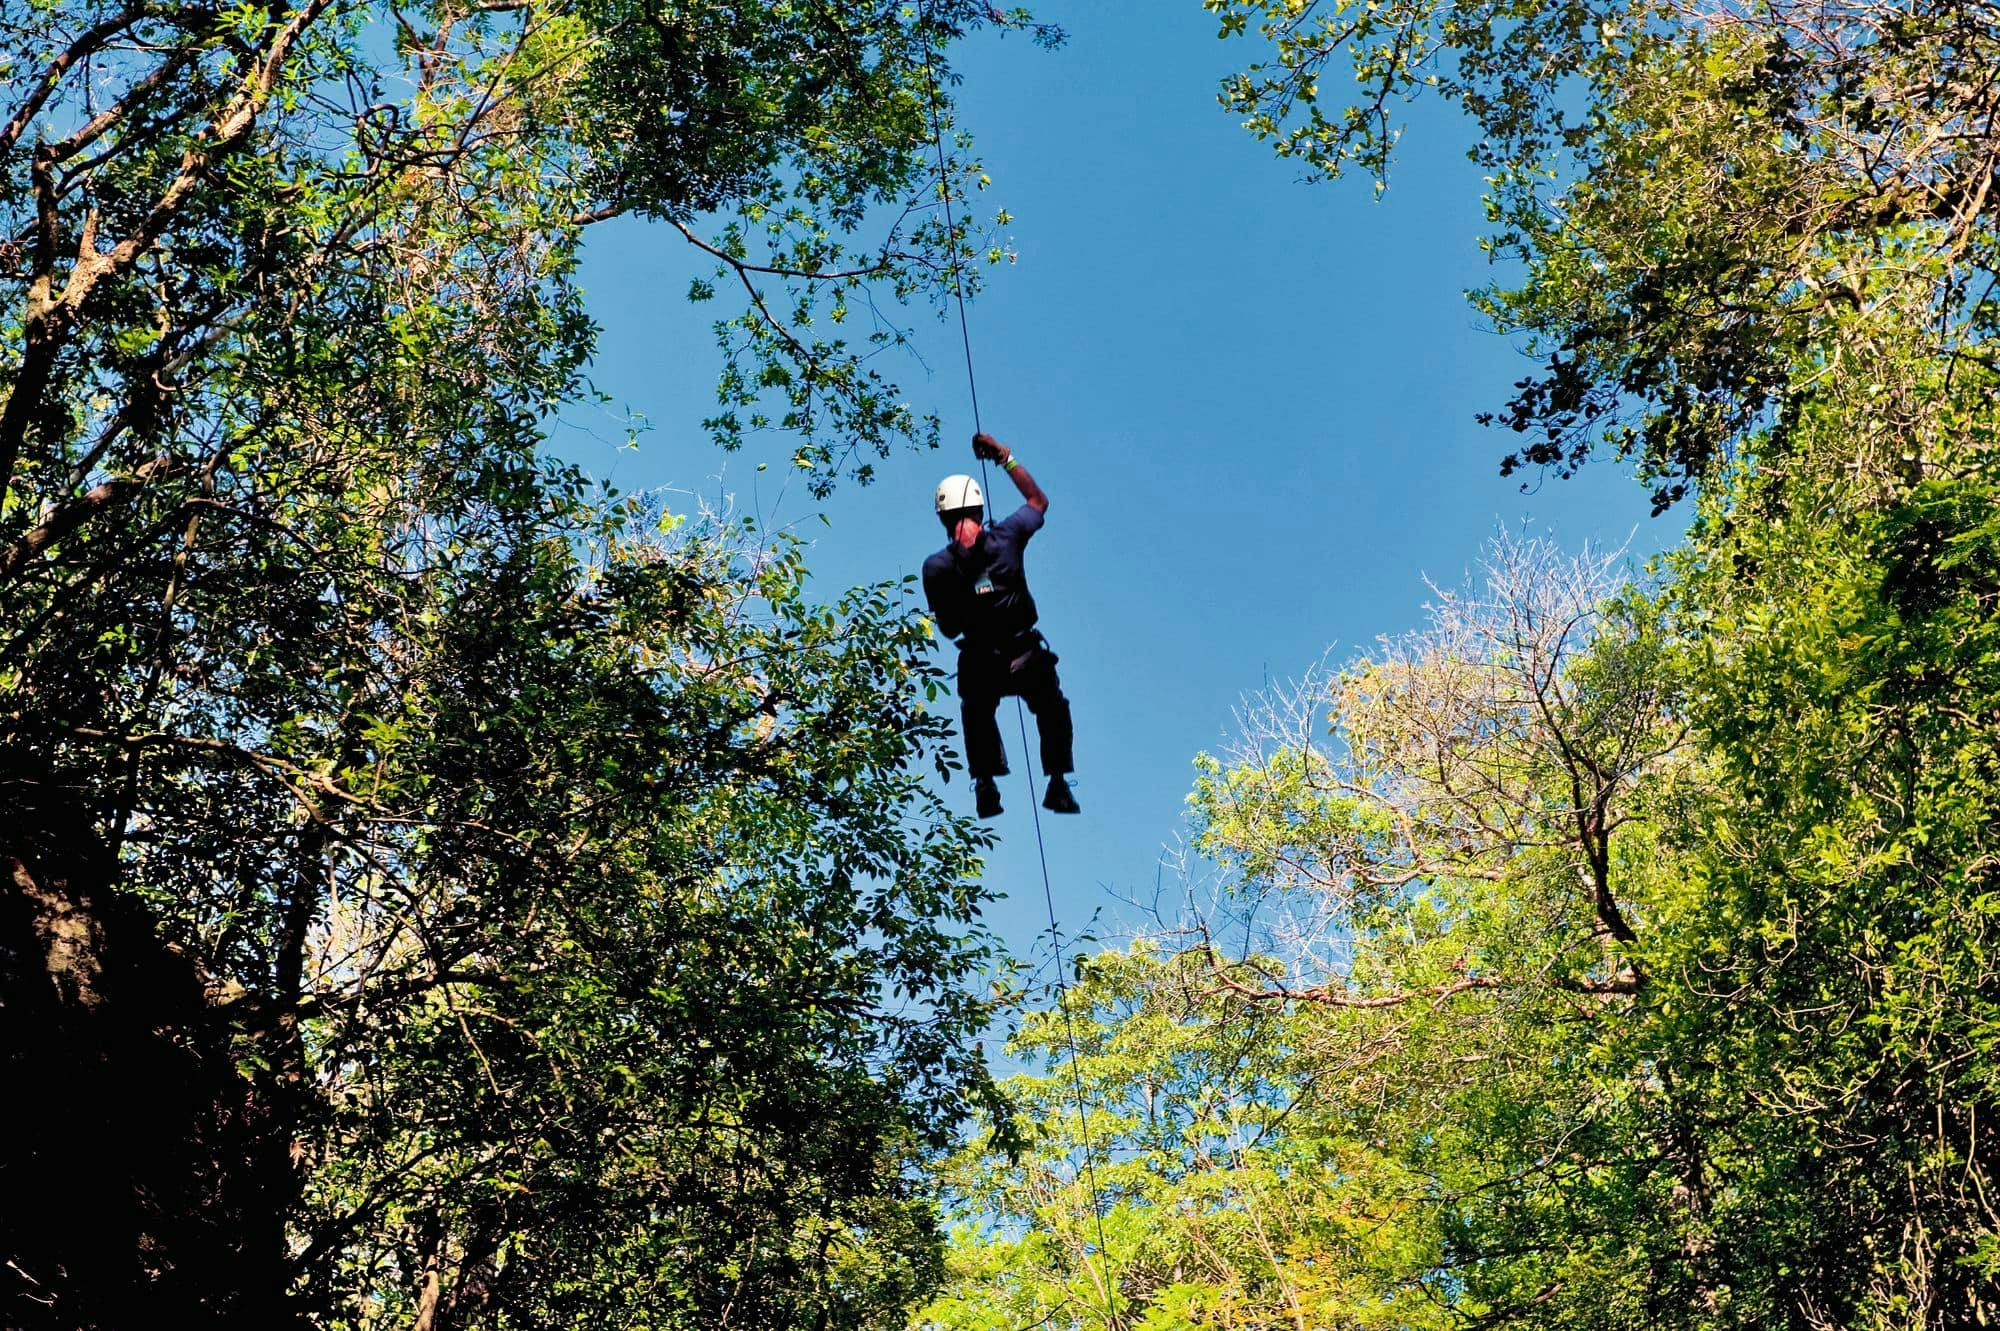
{"left": 934, "top": 474, "right": 984, "bottom": 516}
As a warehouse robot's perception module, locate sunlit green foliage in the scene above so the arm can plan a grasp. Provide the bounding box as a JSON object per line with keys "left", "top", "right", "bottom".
{"left": 921, "top": 944, "right": 1457, "bottom": 1331}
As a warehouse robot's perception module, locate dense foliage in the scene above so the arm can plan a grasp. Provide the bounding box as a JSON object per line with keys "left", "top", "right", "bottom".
{"left": 0, "top": 0, "right": 1046, "bottom": 1324}
{"left": 925, "top": 0, "right": 2000, "bottom": 1327}
{"left": 931, "top": 512, "right": 2000, "bottom": 1328}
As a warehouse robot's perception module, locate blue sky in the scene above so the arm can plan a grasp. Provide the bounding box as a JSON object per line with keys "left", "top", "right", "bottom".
{"left": 558, "top": 6, "right": 1671, "bottom": 984}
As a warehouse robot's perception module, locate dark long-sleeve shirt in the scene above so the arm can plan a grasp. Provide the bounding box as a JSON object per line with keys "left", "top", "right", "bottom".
{"left": 921, "top": 503, "right": 1044, "bottom": 647}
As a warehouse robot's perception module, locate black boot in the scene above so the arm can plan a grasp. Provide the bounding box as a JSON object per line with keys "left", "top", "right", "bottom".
{"left": 974, "top": 777, "right": 1003, "bottom": 819}
{"left": 1042, "top": 776, "right": 1079, "bottom": 814}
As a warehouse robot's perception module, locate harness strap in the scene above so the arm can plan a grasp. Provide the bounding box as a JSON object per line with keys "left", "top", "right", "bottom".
{"left": 960, "top": 629, "right": 1047, "bottom": 671}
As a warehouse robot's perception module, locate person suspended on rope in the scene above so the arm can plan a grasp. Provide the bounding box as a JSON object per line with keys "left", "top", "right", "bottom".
{"left": 922, "top": 431, "right": 1079, "bottom": 819}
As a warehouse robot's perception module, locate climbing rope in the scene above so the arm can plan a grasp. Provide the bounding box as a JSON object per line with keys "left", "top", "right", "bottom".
{"left": 912, "top": 9, "right": 1121, "bottom": 1327}
{"left": 916, "top": 3, "right": 990, "bottom": 487}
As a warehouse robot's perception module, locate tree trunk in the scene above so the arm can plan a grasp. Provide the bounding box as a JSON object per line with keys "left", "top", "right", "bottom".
{"left": 0, "top": 769, "right": 301, "bottom": 1330}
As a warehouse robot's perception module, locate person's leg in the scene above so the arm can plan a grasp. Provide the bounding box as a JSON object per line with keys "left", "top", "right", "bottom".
{"left": 959, "top": 654, "right": 1008, "bottom": 780}
{"left": 1019, "top": 653, "right": 1074, "bottom": 777}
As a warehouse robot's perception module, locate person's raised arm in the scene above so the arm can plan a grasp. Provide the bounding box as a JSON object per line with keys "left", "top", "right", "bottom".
{"left": 973, "top": 432, "right": 1046, "bottom": 513}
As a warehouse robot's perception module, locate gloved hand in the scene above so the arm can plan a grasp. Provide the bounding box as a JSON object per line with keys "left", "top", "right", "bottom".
{"left": 972, "top": 432, "right": 1008, "bottom": 462}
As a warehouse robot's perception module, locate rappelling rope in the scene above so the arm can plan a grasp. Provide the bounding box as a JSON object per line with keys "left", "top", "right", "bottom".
{"left": 918, "top": 9, "right": 989, "bottom": 493}
{"left": 912, "top": 9, "right": 1121, "bottom": 1327}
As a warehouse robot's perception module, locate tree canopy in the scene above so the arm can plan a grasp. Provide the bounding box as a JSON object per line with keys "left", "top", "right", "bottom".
{"left": 924, "top": 0, "right": 2000, "bottom": 1326}
{"left": 0, "top": 0, "right": 1048, "bottom": 1323}
{"left": 9, "top": 0, "right": 2000, "bottom": 1325}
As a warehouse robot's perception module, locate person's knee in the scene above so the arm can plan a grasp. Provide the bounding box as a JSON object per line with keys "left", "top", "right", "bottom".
{"left": 1022, "top": 669, "right": 1064, "bottom": 705}
{"left": 1027, "top": 687, "right": 1068, "bottom": 715}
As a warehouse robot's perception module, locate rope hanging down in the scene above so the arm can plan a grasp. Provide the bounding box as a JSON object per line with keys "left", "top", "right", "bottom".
{"left": 913, "top": 11, "right": 1122, "bottom": 1327}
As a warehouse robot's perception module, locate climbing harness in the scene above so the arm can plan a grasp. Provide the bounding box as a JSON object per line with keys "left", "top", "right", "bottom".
{"left": 912, "top": 9, "right": 1122, "bottom": 1327}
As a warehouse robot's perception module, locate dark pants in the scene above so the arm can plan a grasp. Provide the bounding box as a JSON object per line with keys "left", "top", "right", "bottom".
{"left": 959, "top": 634, "right": 1074, "bottom": 780}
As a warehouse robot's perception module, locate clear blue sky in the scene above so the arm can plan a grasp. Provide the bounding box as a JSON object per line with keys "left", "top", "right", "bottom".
{"left": 556, "top": 7, "right": 1669, "bottom": 981}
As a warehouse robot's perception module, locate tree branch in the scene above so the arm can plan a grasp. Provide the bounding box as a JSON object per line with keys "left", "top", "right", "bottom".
{"left": 1204, "top": 953, "right": 1506, "bottom": 1010}
{"left": 667, "top": 215, "right": 894, "bottom": 281}
{"left": 0, "top": 454, "right": 177, "bottom": 584}
{"left": 0, "top": 6, "right": 148, "bottom": 158}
